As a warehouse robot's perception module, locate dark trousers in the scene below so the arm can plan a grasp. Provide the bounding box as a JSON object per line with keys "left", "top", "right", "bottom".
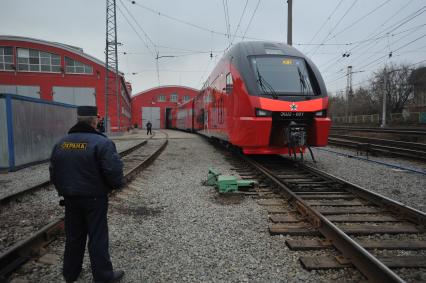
{"left": 147, "top": 128, "right": 152, "bottom": 135}
{"left": 63, "top": 196, "right": 113, "bottom": 282}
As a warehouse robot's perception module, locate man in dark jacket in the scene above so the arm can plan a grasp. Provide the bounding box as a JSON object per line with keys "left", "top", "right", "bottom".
{"left": 146, "top": 120, "right": 152, "bottom": 135}
{"left": 50, "top": 106, "right": 124, "bottom": 283}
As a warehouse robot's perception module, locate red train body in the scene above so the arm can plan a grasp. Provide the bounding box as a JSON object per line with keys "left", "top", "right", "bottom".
{"left": 173, "top": 41, "right": 331, "bottom": 155}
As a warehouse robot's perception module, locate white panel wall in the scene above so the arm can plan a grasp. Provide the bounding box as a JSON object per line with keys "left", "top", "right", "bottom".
{"left": 53, "top": 86, "right": 96, "bottom": 106}
{"left": 0, "top": 85, "right": 40, "bottom": 99}
{"left": 141, "top": 107, "right": 160, "bottom": 129}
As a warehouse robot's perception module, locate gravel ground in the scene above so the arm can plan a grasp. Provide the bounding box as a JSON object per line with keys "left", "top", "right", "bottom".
{"left": 305, "top": 146, "right": 426, "bottom": 212}
{"left": 0, "top": 134, "right": 148, "bottom": 199}
{"left": 0, "top": 137, "right": 157, "bottom": 253}
{"left": 13, "top": 132, "right": 364, "bottom": 283}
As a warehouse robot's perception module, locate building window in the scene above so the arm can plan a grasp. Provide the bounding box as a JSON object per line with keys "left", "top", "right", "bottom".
{"left": 183, "top": 95, "right": 190, "bottom": 102}
{"left": 0, "top": 47, "right": 14, "bottom": 71}
{"left": 65, "top": 57, "right": 93, "bottom": 74}
{"left": 157, "top": 95, "right": 166, "bottom": 102}
{"left": 17, "top": 48, "right": 60, "bottom": 72}
{"left": 170, "top": 93, "right": 178, "bottom": 102}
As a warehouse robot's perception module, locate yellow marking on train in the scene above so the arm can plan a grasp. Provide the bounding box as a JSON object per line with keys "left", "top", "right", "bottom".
{"left": 282, "top": 59, "right": 293, "bottom": 65}
{"left": 61, "top": 142, "right": 88, "bottom": 150}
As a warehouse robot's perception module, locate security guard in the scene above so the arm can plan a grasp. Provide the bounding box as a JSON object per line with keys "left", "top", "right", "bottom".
{"left": 50, "top": 106, "right": 124, "bottom": 283}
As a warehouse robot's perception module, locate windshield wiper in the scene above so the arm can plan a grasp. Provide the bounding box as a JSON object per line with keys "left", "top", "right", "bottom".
{"left": 255, "top": 66, "right": 278, "bottom": 99}
{"left": 297, "top": 66, "right": 314, "bottom": 96}
{"left": 297, "top": 67, "right": 307, "bottom": 95}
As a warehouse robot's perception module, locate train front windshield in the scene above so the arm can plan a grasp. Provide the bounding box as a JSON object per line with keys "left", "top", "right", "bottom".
{"left": 251, "top": 56, "right": 316, "bottom": 96}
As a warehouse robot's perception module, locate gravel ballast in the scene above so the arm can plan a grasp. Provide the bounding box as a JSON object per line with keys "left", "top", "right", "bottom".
{"left": 308, "top": 146, "right": 426, "bottom": 212}
{"left": 0, "top": 135, "right": 148, "bottom": 199}
{"left": 17, "top": 132, "right": 363, "bottom": 282}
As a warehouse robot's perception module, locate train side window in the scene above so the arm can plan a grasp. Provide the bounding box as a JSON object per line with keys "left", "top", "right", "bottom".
{"left": 225, "top": 72, "right": 233, "bottom": 94}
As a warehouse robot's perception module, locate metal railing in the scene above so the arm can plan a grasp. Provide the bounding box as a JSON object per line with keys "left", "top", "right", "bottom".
{"left": 331, "top": 112, "right": 426, "bottom": 124}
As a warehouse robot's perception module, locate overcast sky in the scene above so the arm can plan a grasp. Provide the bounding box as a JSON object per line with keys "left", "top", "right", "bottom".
{"left": 1, "top": 0, "right": 425, "bottom": 95}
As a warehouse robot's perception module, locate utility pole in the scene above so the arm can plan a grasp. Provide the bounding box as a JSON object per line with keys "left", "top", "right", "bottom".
{"left": 105, "top": 0, "right": 120, "bottom": 133}
{"left": 287, "top": 0, "right": 292, "bottom": 46}
{"left": 381, "top": 67, "right": 387, "bottom": 128}
{"left": 155, "top": 52, "right": 160, "bottom": 86}
{"left": 345, "top": 66, "right": 353, "bottom": 123}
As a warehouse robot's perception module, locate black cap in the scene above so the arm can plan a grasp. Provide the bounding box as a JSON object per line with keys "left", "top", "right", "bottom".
{"left": 77, "top": 106, "right": 98, "bottom": 117}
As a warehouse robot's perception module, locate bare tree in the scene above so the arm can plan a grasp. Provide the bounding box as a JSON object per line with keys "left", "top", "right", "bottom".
{"left": 369, "top": 63, "right": 414, "bottom": 114}
{"left": 328, "top": 92, "right": 346, "bottom": 117}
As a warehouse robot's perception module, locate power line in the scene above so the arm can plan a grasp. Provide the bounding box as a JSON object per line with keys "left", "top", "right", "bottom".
{"left": 328, "top": 0, "right": 392, "bottom": 41}
{"left": 127, "top": 0, "right": 265, "bottom": 41}
{"left": 116, "top": 5, "right": 156, "bottom": 57}
{"left": 242, "top": 0, "right": 261, "bottom": 40}
{"left": 320, "top": 4, "right": 425, "bottom": 72}
{"left": 230, "top": 0, "right": 249, "bottom": 45}
{"left": 308, "top": 0, "right": 358, "bottom": 55}
{"left": 306, "top": 0, "right": 344, "bottom": 45}
{"left": 118, "top": 0, "right": 157, "bottom": 53}
{"left": 223, "top": 0, "right": 231, "bottom": 44}
{"left": 325, "top": 32, "right": 426, "bottom": 86}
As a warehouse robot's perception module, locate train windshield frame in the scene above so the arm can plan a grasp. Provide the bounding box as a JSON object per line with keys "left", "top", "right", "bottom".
{"left": 250, "top": 56, "right": 317, "bottom": 97}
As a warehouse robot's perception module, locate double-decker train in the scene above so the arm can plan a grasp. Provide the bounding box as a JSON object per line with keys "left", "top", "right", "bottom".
{"left": 171, "top": 41, "right": 331, "bottom": 156}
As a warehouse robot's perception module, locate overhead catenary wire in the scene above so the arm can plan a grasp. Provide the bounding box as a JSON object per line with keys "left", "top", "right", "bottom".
{"left": 323, "top": 23, "right": 426, "bottom": 83}
{"left": 118, "top": 0, "right": 157, "bottom": 53}
{"left": 321, "top": 2, "right": 417, "bottom": 67}
{"left": 116, "top": 5, "right": 156, "bottom": 58}
{"left": 223, "top": 0, "right": 232, "bottom": 45}
{"left": 127, "top": 0, "right": 266, "bottom": 41}
{"left": 320, "top": 4, "right": 424, "bottom": 72}
{"left": 230, "top": 0, "right": 249, "bottom": 46}
{"left": 306, "top": 0, "right": 344, "bottom": 47}
{"left": 308, "top": 0, "right": 359, "bottom": 56}
{"left": 328, "top": 0, "right": 392, "bottom": 42}
{"left": 242, "top": 0, "right": 261, "bottom": 40}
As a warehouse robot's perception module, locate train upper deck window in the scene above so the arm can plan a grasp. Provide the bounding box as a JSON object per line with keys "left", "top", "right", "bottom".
{"left": 251, "top": 56, "right": 316, "bottom": 96}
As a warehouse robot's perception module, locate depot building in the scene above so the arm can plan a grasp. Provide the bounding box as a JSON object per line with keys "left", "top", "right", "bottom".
{"left": 131, "top": 85, "right": 198, "bottom": 129}
{"left": 0, "top": 35, "right": 132, "bottom": 131}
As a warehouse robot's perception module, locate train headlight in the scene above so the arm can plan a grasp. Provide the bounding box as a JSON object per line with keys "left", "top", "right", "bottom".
{"left": 314, "top": 110, "right": 327, "bottom": 117}
{"left": 255, "top": 108, "right": 272, "bottom": 117}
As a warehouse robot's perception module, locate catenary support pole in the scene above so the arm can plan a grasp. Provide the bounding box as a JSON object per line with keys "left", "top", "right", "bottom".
{"left": 287, "top": 0, "right": 292, "bottom": 46}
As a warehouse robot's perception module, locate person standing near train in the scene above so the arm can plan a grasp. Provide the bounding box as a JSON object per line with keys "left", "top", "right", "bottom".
{"left": 146, "top": 120, "right": 152, "bottom": 135}
{"left": 49, "top": 106, "right": 124, "bottom": 283}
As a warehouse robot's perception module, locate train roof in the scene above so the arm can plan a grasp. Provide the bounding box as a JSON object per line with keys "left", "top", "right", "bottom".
{"left": 220, "top": 41, "right": 327, "bottom": 98}
{"left": 227, "top": 41, "right": 306, "bottom": 58}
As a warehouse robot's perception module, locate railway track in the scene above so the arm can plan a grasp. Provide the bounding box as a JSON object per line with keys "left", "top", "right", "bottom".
{"left": 328, "top": 134, "right": 426, "bottom": 161}
{"left": 0, "top": 132, "right": 168, "bottom": 281}
{"left": 227, "top": 153, "right": 426, "bottom": 282}
{"left": 0, "top": 135, "right": 153, "bottom": 206}
{"left": 331, "top": 126, "right": 426, "bottom": 136}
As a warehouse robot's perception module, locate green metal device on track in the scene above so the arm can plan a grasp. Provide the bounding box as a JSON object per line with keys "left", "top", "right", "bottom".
{"left": 206, "top": 168, "right": 256, "bottom": 193}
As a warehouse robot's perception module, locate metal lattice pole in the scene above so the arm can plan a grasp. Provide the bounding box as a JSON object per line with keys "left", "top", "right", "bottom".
{"left": 105, "top": 0, "right": 120, "bottom": 133}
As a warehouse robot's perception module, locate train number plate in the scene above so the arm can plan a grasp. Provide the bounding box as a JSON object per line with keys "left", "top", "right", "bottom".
{"left": 273, "top": 112, "right": 311, "bottom": 120}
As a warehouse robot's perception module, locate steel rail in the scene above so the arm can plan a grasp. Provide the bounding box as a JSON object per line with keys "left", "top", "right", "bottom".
{"left": 0, "top": 137, "right": 151, "bottom": 206}
{"left": 329, "top": 134, "right": 426, "bottom": 151}
{"left": 331, "top": 126, "right": 426, "bottom": 136}
{"left": 328, "top": 138, "right": 426, "bottom": 161}
{"left": 0, "top": 136, "right": 167, "bottom": 280}
{"left": 299, "top": 162, "right": 426, "bottom": 226}
{"left": 241, "top": 154, "right": 406, "bottom": 282}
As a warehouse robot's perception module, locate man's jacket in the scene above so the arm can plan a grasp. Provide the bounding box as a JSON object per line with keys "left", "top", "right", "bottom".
{"left": 50, "top": 122, "right": 124, "bottom": 197}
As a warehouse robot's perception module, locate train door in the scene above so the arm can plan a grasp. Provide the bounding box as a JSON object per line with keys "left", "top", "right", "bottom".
{"left": 141, "top": 107, "right": 160, "bottom": 129}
